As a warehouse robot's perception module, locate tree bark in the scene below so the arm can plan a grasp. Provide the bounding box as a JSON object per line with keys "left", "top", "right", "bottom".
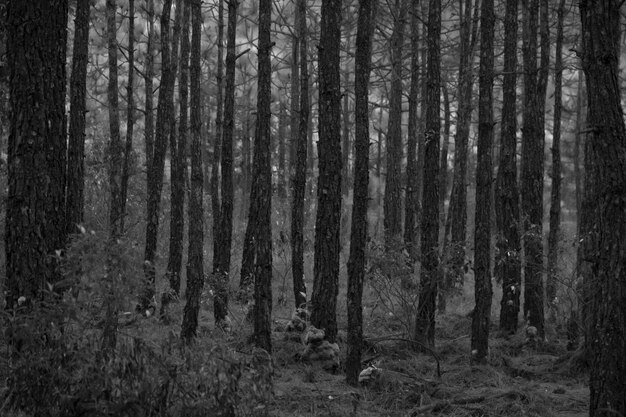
{"left": 289, "top": 4, "right": 300, "bottom": 183}
{"left": 346, "top": 0, "right": 374, "bottom": 386}
{"left": 290, "top": 0, "right": 309, "bottom": 311}
{"left": 546, "top": 0, "right": 566, "bottom": 309}
{"left": 579, "top": 2, "right": 626, "bottom": 415}
{"left": 66, "top": 0, "right": 89, "bottom": 235}
{"left": 144, "top": 0, "right": 155, "bottom": 172}
{"left": 383, "top": 0, "right": 406, "bottom": 246}
{"left": 181, "top": 0, "right": 205, "bottom": 343}
{"left": 142, "top": 0, "right": 174, "bottom": 312}
{"left": 310, "top": 0, "right": 342, "bottom": 344}
{"left": 213, "top": 0, "right": 238, "bottom": 326}
{"left": 211, "top": 0, "right": 224, "bottom": 275}
{"left": 251, "top": 0, "right": 274, "bottom": 352}
{"left": 471, "top": 0, "right": 494, "bottom": 364}
{"left": 521, "top": 0, "right": 545, "bottom": 339}
{"left": 414, "top": 0, "right": 441, "bottom": 348}
{"left": 5, "top": 0, "right": 68, "bottom": 308}
{"left": 496, "top": 0, "right": 521, "bottom": 334}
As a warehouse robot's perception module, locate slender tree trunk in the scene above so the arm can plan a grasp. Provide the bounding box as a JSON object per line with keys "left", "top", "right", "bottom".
{"left": 144, "top": 0, "right": 155, "bottom": 172}
{"left": 251, "top": 0, "right": 273, "bottom": 352}
{"left": 104, "top": 0, "right": 123, "bottom": 351}
{"left": 5, "top": 0, "right": 68, "bottom": 308}
{"left": 311, "top": 0, "right": 342, "bottom": 344}
{"left": 346, "top": 0, "right": 374, "bottom": 386}
{"left": 383, "top": 0, "right": 406, "bottom": 245}
{"left": 211, "top": 0, "right": 224, "bottom": 270}
{"left": 404, "top": 3, "right": 420, "bottom": 257}
{"left": 414, "top": 0, "right": 441, "bottom": 348}
{"left": 546, "top": 0, "right": 566, "bottom": 309}
{"left": 181, "top": 0, "right": 205, "bottom": 343}
{"left": 120, "top": 0, "right": 135, "bottom": 233}
{"left": 142, "top": 0, "right": 174, "bottom": 312}
{"left": 289, "top": 4, "right": 300, "bottom": 184}
{"left": 341, "top": 11, "right": 353, "bottom": 198}
{"left": 438, "top": 81, "right": 451, "bottom": 237}
{"left": 580, "top": 2, "right": 626, "bottom": 415}
{"left": 277, "top": 101, "right": 287, "bottom": 199}
{"left": 213, "top": 0, "right": 238, "bottom": 326}
{"left": 290, "top": 0, "right": 309, "bottom": 310}
{"left": 471, "top": 0, "right": 494, "bottom": 364}
{"left": 166, "top": 0, "right": 190, "bottom": 297}
{"left": 574, "top": 73, "right": 584, "bottom": 239}
{"left": 66, "top": 0, "right": 89, "bottom": 235}
{"left": 496, "top": 0, "right": 521, "bottom": 334}
{"left": 521, "top": 0, "right": 546, "bottom": 339}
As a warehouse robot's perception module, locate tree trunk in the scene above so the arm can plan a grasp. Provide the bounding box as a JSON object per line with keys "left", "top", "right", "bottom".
{"left": 211, "top": 0, "right": 224, "bottom": 273}
{"left": 144, "top": 0, "right": 155, "bottom": 172}
{"left": 438, "top": 80, "right": 451, "bottom": 237}
{"left": 142, "top": 0, "right": 174, "bottom": 312}
{"left": 579, "top": 2, "right": 626, "bottom": 415}
{"left": 310, "top": 0, "right": 342, "bottom": 344}
{"left": 383, "top": 0, "right": 406, "bottom": 246}
{"left": 289, "top": 4, "right": 300, "bottom": 184}
{"left": 346, "top": 0, "right": 374, "bottom": 386}
{"left": 496, "top": 0, "right": 521, "bottom": 334}
{"left": 471, "top": 0, "right": 494, "bottom": 364}
{"left": 120, "top": 0, "right": 135, "bottom": 234}
{"left": 404, "top": 2, "right": 420, "bottom": 257}
{"left": 414, "top": 0, "right": 441, "bottom": 348}
{"left": 277, "top": 101, "right": 287, "bottom": 199}
{"left": 66, "top": 0, "right": 89, "bottom": 235}
{"left": 181, "top": 0, "right": 205, "bottom": 343}
{"left": 213, "top": 0, "right": 238, "bottom": 326}
{"left": 251, "top": 0, "right": 273, "bottom": 352}
{"left": 290, "top": 0, "right": 309, "bottom": 311}
{"left": 5, "top": 0, "right": 68, "bottom": 308}
{"left": 546, "top": 0, "right": 566, "bottom": 310}
{"left": 166, "top": 0, "right": 190, "bottom": 297}
{"left": 521, "top": 0, "right": 545, "bottom": 339}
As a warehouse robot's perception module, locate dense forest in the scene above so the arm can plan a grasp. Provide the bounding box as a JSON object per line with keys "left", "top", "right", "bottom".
{"left": 0, "top": 0, "right": 625, "bottom": 416}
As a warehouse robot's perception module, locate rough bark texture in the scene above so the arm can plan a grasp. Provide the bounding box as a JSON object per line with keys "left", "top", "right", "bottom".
{"left": 5, "top": 0, "right": 68, "bottom": 308}
{"left": 579, "top": 2, "right": 626, "bottom": 415}
{"left": 251, "top": 0, "right": 273, "bottom": 352}
{"left": 213, "top": 0, "right": 238, "bottom": 325}
{"left": 546, "top": 0, "right": 566, "bottom": 308}
{"left": 181, "top": 0, "right": 205, "bottom": 343}
{"left": 471, "top": 0, "right": 494, "bottom": 364}
{"left": 144, "top": 0, "right": 155, "bottom": 171}
{"left": 211, "top": 0, "right": 224, "bottom": 275}
{"left": 143, "top": 0, "right": 174, "bottom": 311}
{"left": 310, "top": 0, "right": 342, "bottom": 344}
{"left": 346, "top": 0, "right": 374, "bottom": 386}
{"left": 383, "top": 0, "right": 406, "bottom": 245}
{"left": 414, "top": 0, "right": 441, "bottom": 348}
{"left": 66, "top": 0, "right": 89, "bottom": 235}
{"left": 496, "top": 0, "right": 521, "bottom": 334}
{"left": 167, "top": 0, "right": 190, "bottom": 296}
{"left": 290, "top": 0, "right": 309, "bottom": 311}
{"left": 289, "top": 4, "right": 300, "bottom": 182}
{"left": 403, "top": 2, "right": 420, "bottom": 256}
{"left": 521, "top": 0, "right": 545, "bottom": 339}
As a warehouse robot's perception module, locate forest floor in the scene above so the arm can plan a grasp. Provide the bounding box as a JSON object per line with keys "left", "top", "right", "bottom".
{"left": 145, "top": 255, "right": 589, "bottom": 417}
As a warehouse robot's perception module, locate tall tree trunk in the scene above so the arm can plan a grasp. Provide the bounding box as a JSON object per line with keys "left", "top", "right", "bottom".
{"left": 404, "top": 2, "right": 420, "bottom": 257}
{"left": 144, "top": 0, "right": 155, "bottom": 172}
{"left": 414, "top": 0, "right": 441, "bottom": 348}
{"left": 181, "top": 0, "right": 205, "bottom": 343}
{"left": 66, "top": 0, "right": 89, "bottom": 235}
{"left": 496, "top": 0, "right": 521, "bottom": 334}
{"left": 580, "top": 2, "right": 626, "bottom": 415}
{"left": 290, "top": 0, "right": 309, "bottom": 310}
{"left": 437, "top": 79, "right": 452, "bottom": 313}
{"left": 120, "top": 0, "right": 135, "bottom": 233}
{"left": 277, "top": 101, "right": 287, "bottom": 199}
{"left": 104, "top": 0, "right": 123, "bottom": 351}
{"left": 471, "top": 0, "right": 494, "bottom": 364}
{"left": 546, "top": 0, "right": 566, "bottom": 310}
{"left": 5, "top": 0, "right": 68, "bottom": 308}
{"left": 213, "top": 0, "right": 238, "bottom": 326}
{"left": 289, "top": 3, "right": 300, "bottom": 184}
{"left": 251, "top": 0, "right": 273, "bottom": 352}
{"left": 444, "top": 0, "right": 479, "bottom": 295}
{"left": 167, "top": 0, "right": 190, "bottom": 297}
{"left": 211, "top": 0, "right": 224, "bottom": 273}
{"left": 383, "top": 0, "right": 406, "bottom": 246}
{"left": 346, "top": 0, "right": 374, "bottom": 386}
{"left": 311, "top": 0, "right": 342, "bottom": 344}
{"left": 142, "top": 0, "right": 174, "bottom": 312}
{"left": 341, "top": 10, "right": 353, "bottom": 198}
{"left": 521, "top": 0, "right": 545, "bottom": 339}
